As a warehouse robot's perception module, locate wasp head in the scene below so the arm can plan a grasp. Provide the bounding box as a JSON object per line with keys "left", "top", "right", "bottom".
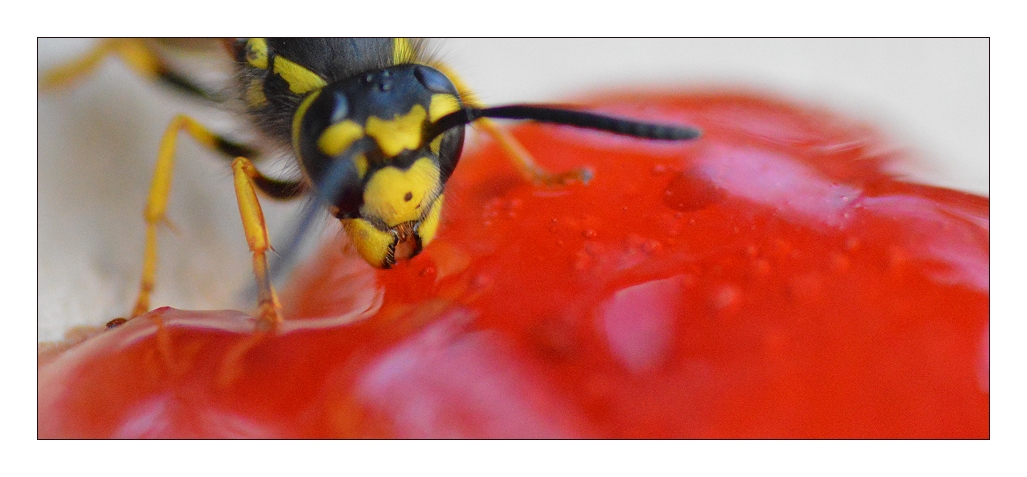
{"left": 295, "top": 65, "right": 465, "bottom": 268}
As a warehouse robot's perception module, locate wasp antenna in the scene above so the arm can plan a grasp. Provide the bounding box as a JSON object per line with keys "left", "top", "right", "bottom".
{"left": 428, "top": 105, "right": 702, "bottom": 143}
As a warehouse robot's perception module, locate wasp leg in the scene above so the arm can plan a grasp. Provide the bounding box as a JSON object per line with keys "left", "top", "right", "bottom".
{"left": 232, "top": 158, "right": 284, "bottom": 330}
{"left": 432, "top": 63, "right": 593, "bottom": 187}
{"left": 132, "top": 114, "right": 296, "bottom": 328}
{"left": 41, "top": 39, "right": 225, "bottom": 103}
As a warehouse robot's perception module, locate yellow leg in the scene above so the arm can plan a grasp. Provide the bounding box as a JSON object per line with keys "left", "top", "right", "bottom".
{"left": 432, "top": 63, "right": 592, "bottom": 186}
{"left": 131, "top": 114, "right": 282, "bottom": 330}
{"left": 232, "top": 157, "right": 283, "bottom": 331}
{"left": 42, "top": 38, "right": 226, "bottom": 102}
{"left": 132, "top": 114, "right": 200, "bottom": 318}
{"left": 40, "top": 39, "right": 164, "bottom": 90}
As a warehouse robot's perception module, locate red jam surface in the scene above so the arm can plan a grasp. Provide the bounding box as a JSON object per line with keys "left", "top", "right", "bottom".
{"left": 38, "top": 91, "right": 989, "bottom": 438}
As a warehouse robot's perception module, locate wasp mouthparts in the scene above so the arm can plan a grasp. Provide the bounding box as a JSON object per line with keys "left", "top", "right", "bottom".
{"left": 391, "top": 222, "right": 421, "bottom": 262}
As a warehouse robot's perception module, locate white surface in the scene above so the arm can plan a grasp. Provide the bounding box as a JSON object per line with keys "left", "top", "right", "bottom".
{"left": 37, "top": 38, "right": 989, "bottom": 341}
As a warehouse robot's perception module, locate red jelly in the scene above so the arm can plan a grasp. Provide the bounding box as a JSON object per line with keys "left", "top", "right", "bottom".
{"left": 38, "top": 91, "right": 989, "bottom": 438}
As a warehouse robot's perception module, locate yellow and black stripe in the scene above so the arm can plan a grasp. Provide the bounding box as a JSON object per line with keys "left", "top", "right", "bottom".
{"left": 43, "top": 38, "right": 701, "bottom": 328}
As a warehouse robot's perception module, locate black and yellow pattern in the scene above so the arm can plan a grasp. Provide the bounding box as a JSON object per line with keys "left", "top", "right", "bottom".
{"left": 42, "top": 38, "right": 701, "bottom": 330}
{"left": 226, "top": 38, "right": 468, "bottom": 269}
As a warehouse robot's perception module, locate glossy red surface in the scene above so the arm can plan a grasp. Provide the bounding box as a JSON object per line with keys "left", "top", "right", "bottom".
{"left": 38, "top": 92, "right": 989, "bottom": 438}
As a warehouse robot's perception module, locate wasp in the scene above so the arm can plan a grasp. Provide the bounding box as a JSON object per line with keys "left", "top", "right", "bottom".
{"left": 41, "top": 38, "right": 700, "bottom": 332}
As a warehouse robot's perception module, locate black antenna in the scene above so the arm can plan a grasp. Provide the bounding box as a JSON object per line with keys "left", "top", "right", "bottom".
{"left": 427, "top": 104, "right": 702, "bottom": 143}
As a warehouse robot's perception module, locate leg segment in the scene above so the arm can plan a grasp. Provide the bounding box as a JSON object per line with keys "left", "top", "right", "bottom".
{"left": 41, "top": 38, "right": 225, "bottom": 102}
{"left": 132, "top": 114, "right": 297, "bottom": 329}
{"left": 432, "top": 63, "right": 593, "bottom": 186}
{"left": 232, "top": 158, "right": 283, "bottom": 330}
{"left": 132, "top": 114, "right": 202, "bottom": 317}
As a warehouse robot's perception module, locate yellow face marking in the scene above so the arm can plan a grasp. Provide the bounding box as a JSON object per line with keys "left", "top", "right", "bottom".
{"left": 292, "top": 91, "right": 321, "bottom": 158}
{"left": 429, "top": 93, "right": 461, "bottom": 122}
{"left": 317, "top": 120, "right": 364, "bottom": 157}
{"left": 342, "top": 192, "right": 443, "bottom": 269}
{"left": 392, "top": 38, "right": 416, "bottom": 64}
{"left": 417, "top": 194, "right": 444, "bottom": 247}
{"left": 364, "top": 105, "right": 427, "bottom": 157}
{"left": 273, "top": 56, "right": 328, "bottom": 95}
{"left": 342, "top": 218, "right": 395, "bottom": 269}
{"left": 362, "top": 157, "right": 440, "bottom": 227}
{"left": 429, "top": 136, "right": 444, "bottom": 155}
{"left": 245, "top": 38, "right": 269, "bottom": 69}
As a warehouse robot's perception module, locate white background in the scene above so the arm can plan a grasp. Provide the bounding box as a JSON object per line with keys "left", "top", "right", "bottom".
{"left": 37, "top": 38, "right": 988, "bottom": 342}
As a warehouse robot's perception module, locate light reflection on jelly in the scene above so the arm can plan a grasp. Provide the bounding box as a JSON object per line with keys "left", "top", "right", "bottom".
{"left": 860, "top": 195, "right": 989, "bottom": 292}
{"left": 598, "top": 275, "right": 686, "bottom": 373}
{"left": 354, "top": 310, "right": 586, "bottom": 438}
{"left": 694, "top": 144, "right": 862, "bottom": 228}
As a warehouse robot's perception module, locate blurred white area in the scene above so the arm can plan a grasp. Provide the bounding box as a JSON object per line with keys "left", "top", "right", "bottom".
{"left": 37, "top": 38, "right": 988, "bottom": 341}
